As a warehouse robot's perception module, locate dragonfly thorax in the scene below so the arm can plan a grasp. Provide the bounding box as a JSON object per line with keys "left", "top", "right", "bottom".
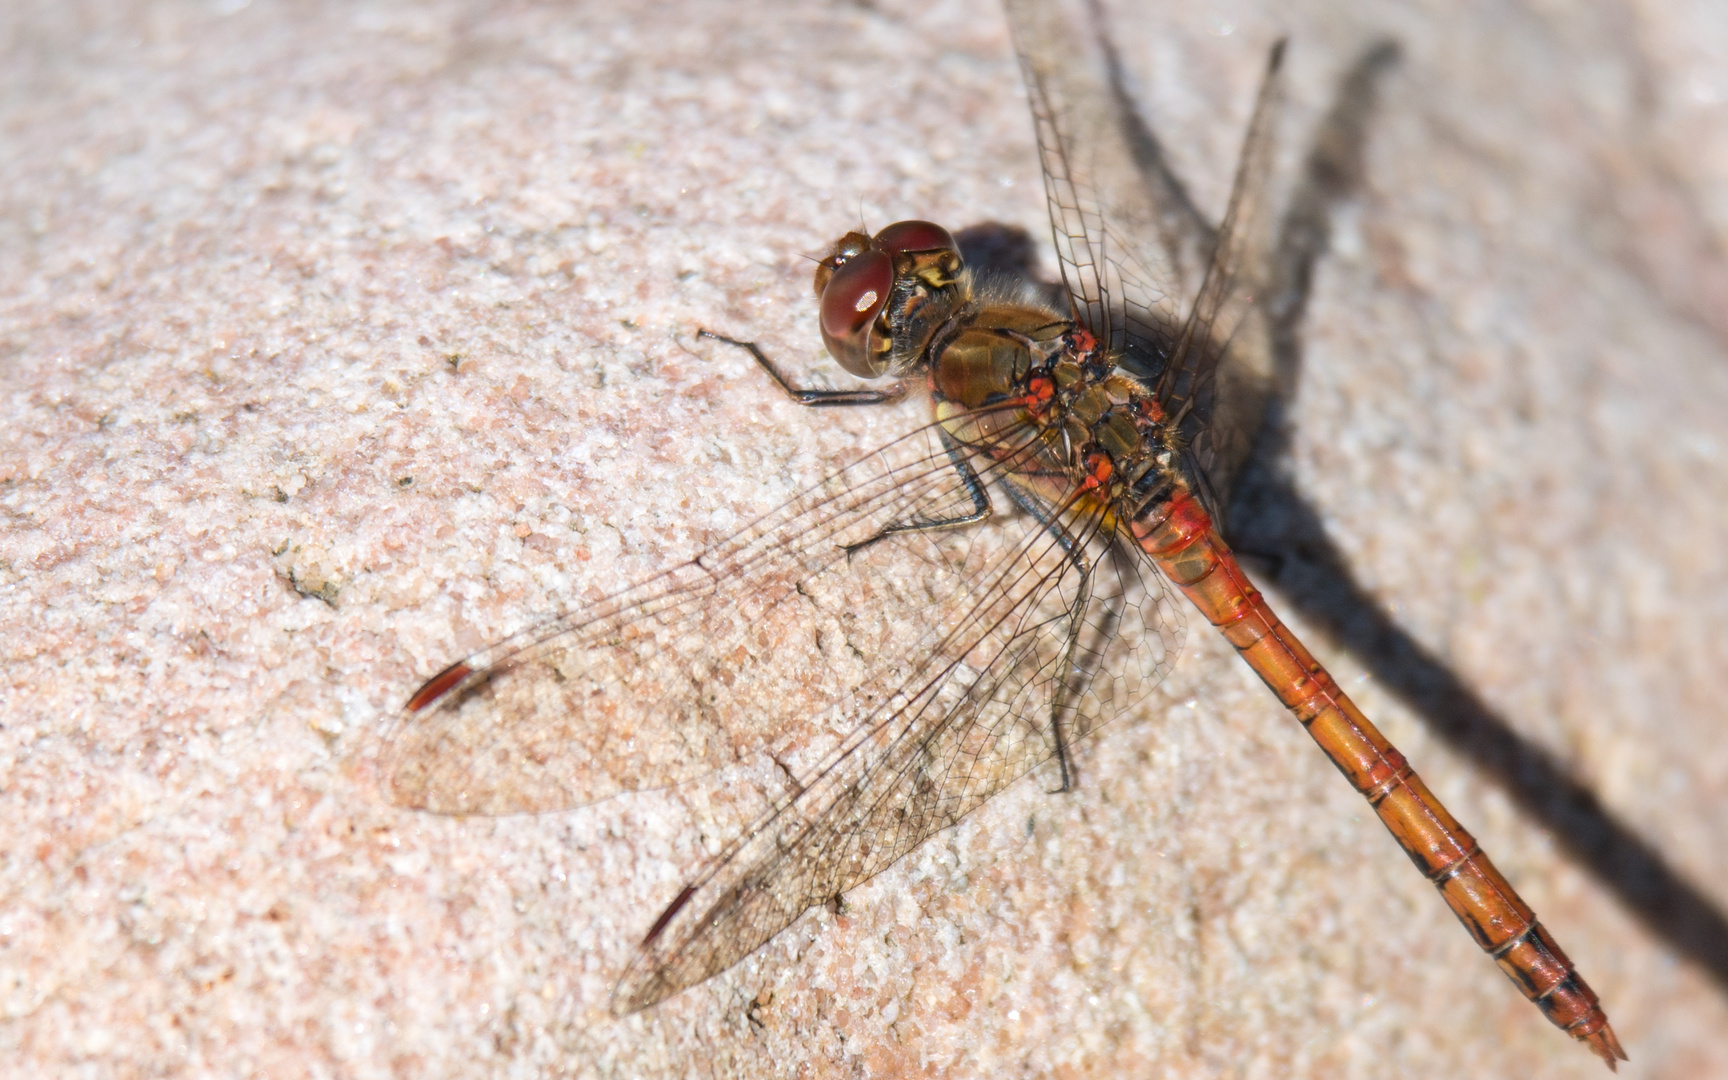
{"left": 815, "top": 220, "right": 1184, "bottom": 516}
{"left": 927, "top": 294, "right": 1180, "bottom": 513}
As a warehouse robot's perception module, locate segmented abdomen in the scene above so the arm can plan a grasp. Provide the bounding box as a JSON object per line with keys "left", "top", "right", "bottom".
{"left": 1131, "top": 490, "right": 1626, "bottom": 1069}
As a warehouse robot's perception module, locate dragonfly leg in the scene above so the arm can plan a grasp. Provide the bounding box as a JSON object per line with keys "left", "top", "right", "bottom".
{"left": 1001, "top": 479, "right": 1115, "bottom": 795}
{"left": 699, "top": 329, "right": 908, "bottom": 407}
{"left": 842, "top": 430, "right": 993, "bottom": 555}
{"left": 1000, "top": 479, "right": 1086, "bottom": 561}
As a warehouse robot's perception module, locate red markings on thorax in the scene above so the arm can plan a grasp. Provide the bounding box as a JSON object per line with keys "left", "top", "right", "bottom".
{"left": 1079, "top": 449, "right": 1114, "bottom": 492}
{"left": 1019, "top": 374, "right": 1056, "bottom": 415}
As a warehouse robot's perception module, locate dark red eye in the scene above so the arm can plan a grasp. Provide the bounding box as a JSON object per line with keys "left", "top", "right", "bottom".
{"left": 818, "top": 247, "right": 893, "bottom": 377}
{"left": 872, "top": 220, "right": 957, "bottom": 257}
{"left": 812, "top": 230, "right": 873, "bottom": 300}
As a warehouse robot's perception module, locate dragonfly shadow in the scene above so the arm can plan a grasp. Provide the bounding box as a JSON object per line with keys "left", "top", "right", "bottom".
{"left": 961, "top": 34, "right": 1728, "bottom": 996}
{"left": 1228, "top": 40, "right": 1728, "bottom": 992}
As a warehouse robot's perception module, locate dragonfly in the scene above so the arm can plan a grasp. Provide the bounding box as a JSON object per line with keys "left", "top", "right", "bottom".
{"left": 382, "top": 0, "right": 1624, "bottom": 1067}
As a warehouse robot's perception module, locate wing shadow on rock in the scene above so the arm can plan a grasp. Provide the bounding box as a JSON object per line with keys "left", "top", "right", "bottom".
{"left": 961, "top": 34, "right": 1728, "bottom": 994}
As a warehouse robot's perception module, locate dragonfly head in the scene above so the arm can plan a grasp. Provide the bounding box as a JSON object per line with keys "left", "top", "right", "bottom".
{"left": 814, "top": 220, "right": 965, "bottom": 378}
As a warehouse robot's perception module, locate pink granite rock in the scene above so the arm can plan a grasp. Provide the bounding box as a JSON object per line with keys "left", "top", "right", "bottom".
{"left": 1, "top": 1, "right": 1724, "bottom": 1076}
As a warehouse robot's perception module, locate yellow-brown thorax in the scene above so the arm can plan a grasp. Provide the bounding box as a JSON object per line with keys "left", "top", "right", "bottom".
{"left": 927, "top": 296, "right": 1180, "bottom": 529}
{"left": 811, "top": 219, "right": 1186, "bottom": 531}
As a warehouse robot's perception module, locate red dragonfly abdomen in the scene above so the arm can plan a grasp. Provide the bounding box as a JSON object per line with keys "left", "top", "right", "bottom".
{"left": 1132, "top": 490, "right": 1627, "bottom": 1069}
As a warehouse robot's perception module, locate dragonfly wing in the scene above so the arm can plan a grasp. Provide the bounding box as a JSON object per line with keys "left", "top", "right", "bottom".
{"left": 382, "top": 418, "right": 1050, "bottom": 814}
{"left": 610, "top": 468, "right": 1183, "bottom": 1012}
{"left": 1006, "top": 0, "right": 1283, "bottom": 512}
{"left": 1007, "top": 0, "right": 1201, "bottom": 379}
{"left": 1159, "top": 41, "right": 1285, "bottom": 515}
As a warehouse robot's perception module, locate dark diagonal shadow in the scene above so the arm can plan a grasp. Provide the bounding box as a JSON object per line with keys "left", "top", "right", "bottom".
{"left": 956, "top": 32, "right": 1728, "bottom": 997}
{"left": 1222, "top": 41, "right": 1728, "bottom": 990}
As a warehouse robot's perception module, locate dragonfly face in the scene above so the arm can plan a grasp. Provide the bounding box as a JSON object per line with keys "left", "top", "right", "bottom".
{"left": 813, "top": 220, "right": 965, "bottom": 378}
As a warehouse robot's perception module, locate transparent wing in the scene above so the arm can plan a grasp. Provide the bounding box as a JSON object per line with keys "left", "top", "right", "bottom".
{"left": 384, "top": 404, "right": 1185, "bottom": 1008}
{"left": 1158, "top": 40, "right": 1285, "bottom": 511}
{"left": 381, "top": 411, "right": 1179, "bottom": 818}
{"left": 611, "top": 442, "right": 1182, "bottom": 1012}
{"left": 384, "top": 418, "right": 1020, "bottom": 814}
{"left": 1008, "top": 0, "right": 1195, "bottom": 368}
{"left": 1005, "top": 0, "right": 1283, "bottom": 509}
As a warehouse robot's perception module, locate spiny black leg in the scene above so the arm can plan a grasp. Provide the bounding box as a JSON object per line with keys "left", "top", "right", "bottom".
{"left": 1000, "top": 479, "right": 1086, "bottom": 563}
{"left": 1000, "top": 479, "right": 1106, "bottom": 795}
{"left": 842, "top": 431, "right": 993, "bottom": 557}
{"left": 699, "top": 329, "right": 907, "bottom": 407}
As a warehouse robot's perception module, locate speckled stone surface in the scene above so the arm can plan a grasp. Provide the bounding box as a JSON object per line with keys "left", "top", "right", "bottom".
{"left": 2, "top": 1, "right": 1725, "bottom": 1077}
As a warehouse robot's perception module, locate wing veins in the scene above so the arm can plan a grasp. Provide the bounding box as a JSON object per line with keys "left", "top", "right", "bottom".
{"left": 619, "top": 476, "right": 1119, "bottom": 1007}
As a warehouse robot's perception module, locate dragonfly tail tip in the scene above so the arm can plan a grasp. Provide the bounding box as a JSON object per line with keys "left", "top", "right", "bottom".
{"left": 1581, "top": 1020, "right": 1628, "bottom": 1071}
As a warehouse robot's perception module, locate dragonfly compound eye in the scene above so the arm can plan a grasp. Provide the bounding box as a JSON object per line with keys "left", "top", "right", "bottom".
{"left": 818, "top": 246, "right": 894, "bottom": 378}
{"left": 871, "top": 219, "right": 957, "bottom": 258}
{"left": 875, "top": 220, "right": 964, "bottom": 287}
{"left": 811, "top": 230, "right": 873, "bottom": 301}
